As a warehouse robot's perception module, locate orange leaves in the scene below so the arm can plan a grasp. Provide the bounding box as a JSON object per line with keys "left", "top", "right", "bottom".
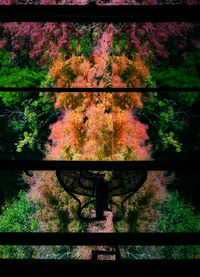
{"left": 83, "top": 103, "right": 113, "bottom": 160}
{"left": 46, "top": 108, "right": 85, "bottom": 160}
{"left": 112, "top": 53, "right": 149, "bottom": 84}
{"left": 49, "top": 53, "right": 71, "bottom": 88}
{"left": 47, "top": 30, "right": 151, "bottom": 162}
{"left": 55, "top": 92, "right": 84, "bottom": 110}
{"left": 134, "top": 53, "right": 149, "bottom": 80}
{"left": 112, "top": 53, "right": 128, "bottom": 76}
{"left": 112, "top": 53, "right": 149, "bottom": 109}
{"left": 50, "top": 51, "right": 111, "bottom": 110}
{"left": 69, "top": 53, "right": 82, "bottom": 72}
{"left": 78, "top": 59, "right": 92, "bottom": 77}
{"left": 112, "top": 107, "right": 150, "bottom": 160}
{"left": 112, "top": 52, "right": 149, "bottom": 85}
{"left": 113, "top": 92, "right": 143, "bottom": 110}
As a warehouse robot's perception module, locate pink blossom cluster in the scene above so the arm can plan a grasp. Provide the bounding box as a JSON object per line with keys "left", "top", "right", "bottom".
{"left": 123, "top": 21, "right": 197, "bottom": 61}
{"left": 0, "top": 22, "right": 74, "bottom": 65}
{"left": 0, "top": 20, "right": 198, "bottom": 65}
{"left": 0, "top": 0, "right": 199, "bottom": 64}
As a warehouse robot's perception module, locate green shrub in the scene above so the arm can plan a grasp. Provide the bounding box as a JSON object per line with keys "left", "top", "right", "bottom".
{"left": 0, "top": 50, "right": 46, "bottom": 107}
{"left": 124, "top": 192, "right": 200, "bottom": 260}
{"left": 139, "top": 95, "right": 183, "bottom": 153}
{"left": 13, "top": 94, "right": 57, "bottom": 152}
{"left": 0, "top": 50, "right": 58, "bottom": 152}
{"left": 0, "top": 190, "right": 40, "bottom": 258}
{"left": 151, "top": 50, "right": 200, "bottom": 107}
{"left": 140, "top": 50, "right": 200, "bottom": 157}
{"left": 156, "top": 191, "right": 200, "bottom": 259}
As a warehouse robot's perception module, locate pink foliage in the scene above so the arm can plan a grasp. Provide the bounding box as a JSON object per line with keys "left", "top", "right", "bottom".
{"left": 123, "top": 21, "right": 197, "bottom": 61}
{"left": 0, "top": 22, "right": 74, "bottom": 65}
{"left": 0, "top": 0, "right": 199, "bottom": 65}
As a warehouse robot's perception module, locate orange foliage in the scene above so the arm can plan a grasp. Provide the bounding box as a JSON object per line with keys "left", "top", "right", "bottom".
{"left": 112, "top": 107, "right": 150, "bottom": 160}
{"left": 46, "top": 107, "right": 85, "bottom": 160}
{"left": 26, "top": 26, "right": 169, "bottom": 236}
{"left": 112, "top": 53, "right": 150, "bottom": 110}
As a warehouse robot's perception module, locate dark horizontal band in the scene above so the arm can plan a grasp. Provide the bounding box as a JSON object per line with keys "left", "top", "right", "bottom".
{"left": 0, "top": 232, "right": 200, "bottom": 246}
{"left": 0, "top": 5, "right": 200, "bottom": 22}
{"left": 0, "top": 160, "right": 199, "bottom": 171}
{"left": 0, "top": 260, "right": 199, "bottom": 273}
{"left": 0, "top": 88, "right": 200, "bottom": 93}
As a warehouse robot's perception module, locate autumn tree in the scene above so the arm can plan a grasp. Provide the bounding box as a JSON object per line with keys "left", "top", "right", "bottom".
{"left": 26, "top": 26, "right": 169, "bottom": 239}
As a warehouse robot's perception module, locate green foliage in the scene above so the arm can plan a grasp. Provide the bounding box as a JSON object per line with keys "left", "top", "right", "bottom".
{"left": 0, "top": 191, "right": 40, "bottom": 259}
{"left": 156, "top": 191, "right": 200, "bottom": 259}
{"left": 139, "top": 95, "right": 182, "bottom": 153}
{"left": 113, "top": 34, "right": 127, "bottom": 56}
{"left": 157, "top": 191, "right": 200, "bottom": 232}
{"left": 156, "top": 104, "right": 182, "bottom": 152}
{"left": 0, "top": 50, "right": 46, "bottom": 107}
{"left": 140, "top": 50, "right": 200, "bottom": 156}
{"left": 151, "top": 50, "right": 200, "bottom": 107}
{"left": 0, "top": 50, "right": 57, "bottom": 208}
{"left": 0, "top": 190, "right": 73, "bottom": 259}
{"left": 13, "top": 94, "right": 57, "bottom": 152}
{"left": 70, "top": 33, "right": 93, "bottom": 57}
{"left": 0, "top": 50, "right": 58, "bottom": 152}
{"left": 0, "top": 191, "right": 39, "bottom": 232}
{"left": 79, "top": 35, "right": 92, "bottom": 57}
{"left": 124, "top": 192, "right": 200, "bottom": 260}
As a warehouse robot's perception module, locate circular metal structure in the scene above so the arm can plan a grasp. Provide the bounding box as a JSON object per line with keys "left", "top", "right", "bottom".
{"left": 56, "top": 169, "right": 148, "bottom": 222}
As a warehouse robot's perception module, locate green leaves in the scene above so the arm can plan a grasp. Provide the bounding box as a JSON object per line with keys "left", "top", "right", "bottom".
{"left": 0, "top": 191, "right": 39, "bottom": 232}
{"left": 141, "top": 49, "right": 200, "bottom": 157}
{"left": 14, "top": 97, "right": 56, "bottom": 152}
{"left": 112, "top": 34, "right": 127, "bottom": 56}
{"left": 113, "top": 34, "right": 127, "bottom": 56}
{"left": 0, "top": 50, "right": 46, "bottom": 107}
{"left": 159, "top": 131, "right": 181, "bottom": 152}
{"left": 151, "top": 50, "right": 200, "bottom": 107}
{"left": 156, "top": 191, "right": 200, "bottom": 259}
{"left": 0, "top": 191, "right": 40, "bottom": 259}
{"left": 69, "top": 33, "right": 93, "bottom": 57}
{"left": 141, "top": 95, "right": 182, "bottom": 153}
{"left": 79, "top": 35, "right": 92, "bottom": 56}
{"left": 0, "top": 50, "right": 57, "bottom": 152}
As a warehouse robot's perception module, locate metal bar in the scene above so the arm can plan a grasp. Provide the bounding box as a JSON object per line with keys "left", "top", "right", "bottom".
{"left": 94, "top": 175, "right": 107, "bottom": 220}
{"left": 0, "top": 160, "right": 199, "bottom": 171}
{"left": 0, "top": 232, "right": 200, "bottom": 246}
{"left": 0, "top": 5, "right": 199, "bottom": 22}
{"left": 0, "top": 259, "right": 199, "bottom": 274}
{"left": 115, "top": 245, "right": 121, "bottom": 260}
{"left": 0, "top": 88, "right": 200, "bottom": 92}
